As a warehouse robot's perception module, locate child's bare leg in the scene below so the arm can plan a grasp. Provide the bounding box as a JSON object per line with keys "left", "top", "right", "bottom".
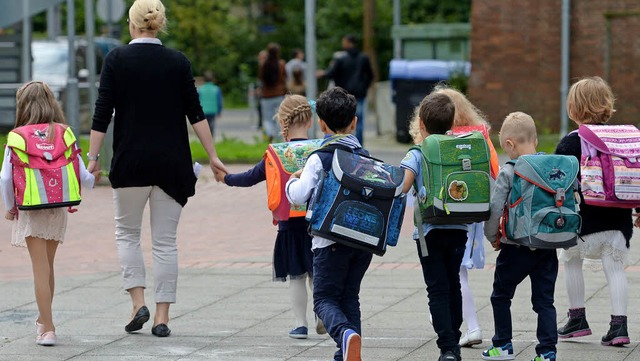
{"left": 26, "top": 237, "right": 55, "bottom": 332}
{"left": 46, "top": 240, "right": 59, "bottom": 301}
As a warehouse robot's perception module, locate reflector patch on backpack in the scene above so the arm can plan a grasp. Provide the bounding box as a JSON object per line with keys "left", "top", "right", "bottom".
{"left": 7, "top": 124, "right": 82, "bottom": 210}
{"left": 265, "top": 139, "right": 322, "bottom": 221}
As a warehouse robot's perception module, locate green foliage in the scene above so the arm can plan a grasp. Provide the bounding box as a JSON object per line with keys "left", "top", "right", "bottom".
{"left": 162, "top": 0, "right": 256, "bottom": 106}
{"left": 32, "top": 0, "right": 471, "bottom": 106}
{"left": 402, "top": 0, "right": 472, "bottom": 24}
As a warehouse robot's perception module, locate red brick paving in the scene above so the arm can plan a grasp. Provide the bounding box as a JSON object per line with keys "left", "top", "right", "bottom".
{"left": 0, "top": 165, "right": 416, "bottom": 282}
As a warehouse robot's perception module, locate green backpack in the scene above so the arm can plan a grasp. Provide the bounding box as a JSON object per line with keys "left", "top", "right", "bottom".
{"left": 412, "top": 131, "right": 492, "bottom": 225}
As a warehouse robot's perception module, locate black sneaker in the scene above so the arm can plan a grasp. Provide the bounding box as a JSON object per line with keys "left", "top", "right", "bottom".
{"left": 439, "top": 350, "right": 461, "bottom": 361}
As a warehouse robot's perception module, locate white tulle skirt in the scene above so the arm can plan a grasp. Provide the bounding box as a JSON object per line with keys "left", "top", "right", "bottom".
{"left": 11, "top": 208, "right": 67, "bottom": 247}
{"left": 559, "top": 230, "right": 628, "bottom": 269}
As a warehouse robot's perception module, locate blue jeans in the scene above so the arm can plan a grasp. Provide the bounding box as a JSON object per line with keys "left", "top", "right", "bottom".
{"left": 205, "top": 114, "right": 216, "bottom": 138}
{"left": 417, "top": 229, "right": 467, "bottom": 355}
{"left": 313, "top": 244, "right": 373, "bottom": 361}
{"left": 260, "top": 96, "right": 284, "bottom": 140}
{"left": 491, "top": 244, "right": 558, "bottom": 355}
{"left": 355, "top": 97, "right": 365, "bottom": 145}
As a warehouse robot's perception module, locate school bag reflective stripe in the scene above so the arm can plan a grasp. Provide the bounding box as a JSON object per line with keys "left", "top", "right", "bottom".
{"left": 306, "top": 147, "right": 406, "bottom": 256}
{"left": 577, "top": 124, "right": 640, "bottom": 208}
{"left": 265, "top": 139, "right": 322, "bottom": 221}
{"left": 7, "top": 124, "right": 81, "bottom": 210}
{"left": 413, "top": 131, "right": 491, "bottom": 225}
{"left": 502, "top": 154, "right": 581, "bottom": 249}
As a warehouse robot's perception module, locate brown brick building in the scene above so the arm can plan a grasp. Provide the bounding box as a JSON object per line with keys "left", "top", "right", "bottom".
{"left": 468, "top": 1, "right": 640, "bottom": 132}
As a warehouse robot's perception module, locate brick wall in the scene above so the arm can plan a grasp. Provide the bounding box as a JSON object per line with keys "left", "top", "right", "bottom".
{"left": 468, "top": 0, "right": 640, "bottom": 132}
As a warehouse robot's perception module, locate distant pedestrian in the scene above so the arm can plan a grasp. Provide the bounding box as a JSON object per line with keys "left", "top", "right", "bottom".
{"left": 255, "top": 49, "right": 268, "bottom": 130}
{"left": 215, "top": 95, "right": 326, "bottom": 340}
{"left": 88, "top": 0, "right": 227, "bottom": 338}
{"left": 318, "top": 35, "right": 373, "bottom": 145}
{"left": 197, "top": 70, "right": 223, "bottom": 138}
{"left": 285, "top": 48, "right": 306, "bottom": 84}
{"left": 1, "top": 81, "right": 98, "bottom": 346}
{"left": 287, "top": 68, "right": 306, "bottom": 96}
{"left": 259, "top": 43, "right": 287, "bottom": 142}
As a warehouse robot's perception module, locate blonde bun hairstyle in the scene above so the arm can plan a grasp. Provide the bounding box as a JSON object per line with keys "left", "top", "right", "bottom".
{"left": 129, "top": 0, "right": 167, "bottom": 33}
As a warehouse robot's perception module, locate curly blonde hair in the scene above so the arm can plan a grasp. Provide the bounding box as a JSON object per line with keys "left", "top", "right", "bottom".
{"left": 408, "top": 85, "right": 489, "bottom": 144}
{"left": 277, "top": 95, "right": 313, "bottom": 141}
{"left": 433, "top": 85, "right": 490, "bottom": 128}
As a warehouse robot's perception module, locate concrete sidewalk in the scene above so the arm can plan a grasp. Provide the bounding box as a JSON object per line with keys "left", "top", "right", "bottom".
{"left": 0, "top": 110, "right": 639, "bottom": 360}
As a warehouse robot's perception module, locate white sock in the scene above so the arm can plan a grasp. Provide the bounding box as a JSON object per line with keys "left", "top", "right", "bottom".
{"left": 563, "top": 257, "right": 585, "bottom": 309}
{"left": 460, "top": 267, "right": 480, "bottom": 331}
{"left": 602, "top": 253, "right": 628, "bottom": 316}
{"left": 290, "top": 276, "right": 308, "bottom": 327}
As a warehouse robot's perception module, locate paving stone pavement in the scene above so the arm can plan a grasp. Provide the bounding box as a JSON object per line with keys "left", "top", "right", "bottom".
{"left": 1, "top": 110, "right": 639, "bottom": 360}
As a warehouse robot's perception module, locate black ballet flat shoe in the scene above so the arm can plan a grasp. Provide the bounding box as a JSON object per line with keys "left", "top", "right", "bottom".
{"left": 125, "top": 306, "right": 150, "bottom": 333}
{"left": 151, "top": 323, "right": 171, "bottom": 337}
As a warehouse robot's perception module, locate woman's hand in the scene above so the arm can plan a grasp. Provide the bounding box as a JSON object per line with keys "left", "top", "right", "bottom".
{"left": 87, "top": 160, "right": 100, "bottom": 174}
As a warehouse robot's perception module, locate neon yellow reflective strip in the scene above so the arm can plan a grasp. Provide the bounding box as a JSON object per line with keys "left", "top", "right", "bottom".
{"left": 23, "top": 169, "right": 42, "bottom": 206}
{"left": 7, "top": 131, "right": 26, "bottom": 151}
{"left": 65, "top": 162, "right": 81, "bottom": 202}
{"left": 7, "top": 131, "right": 29, "bottom": 164}
{"left": 63, "top": 126, "right": 76, "bottom": 147}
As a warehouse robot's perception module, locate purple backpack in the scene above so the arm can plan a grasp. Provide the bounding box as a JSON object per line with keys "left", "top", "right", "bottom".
{"left": 578, "top": 124, "right": 640, "bottom": 208}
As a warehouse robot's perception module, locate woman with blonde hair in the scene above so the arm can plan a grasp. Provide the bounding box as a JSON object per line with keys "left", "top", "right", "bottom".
{"left": 88, "top": 0, "right": 227, "bottom": 337}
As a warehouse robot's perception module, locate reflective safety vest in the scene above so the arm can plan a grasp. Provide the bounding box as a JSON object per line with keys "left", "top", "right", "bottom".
{"left": 7, "top": 124, "right": 81, "bottom": 210}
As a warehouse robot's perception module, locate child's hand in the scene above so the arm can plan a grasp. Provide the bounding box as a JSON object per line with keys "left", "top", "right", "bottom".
{"left": 290, "top": 169, "right": 303, "bottom": 179}
{"left": 92, "top": 170, "right": 102, "bottom": 183}
{"left": 5, "top": 209, "right": 16, "bottom": 221}
{"left": 633, "top": 213, "right": 640, "bottom": 228}
{"left": 490, "top": 240, "right": 501, "bottom": 251}
{"left": 214, "top": 170, "right": 227, "bottom": 184}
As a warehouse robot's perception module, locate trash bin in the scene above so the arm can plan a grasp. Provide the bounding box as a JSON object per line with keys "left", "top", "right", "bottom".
{"left": 390, "top": 59, "right": 470, "bottom": 143}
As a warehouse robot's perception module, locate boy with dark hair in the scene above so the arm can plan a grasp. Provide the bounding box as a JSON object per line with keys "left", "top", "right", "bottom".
{"left": 286, "top": 86, "right": 370, "bottom": 361}
{"left": 401, "top": 92, "right": 468, "bottom": 361}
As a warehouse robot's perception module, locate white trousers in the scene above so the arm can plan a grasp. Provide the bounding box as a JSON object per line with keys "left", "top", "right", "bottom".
{"left": 114, "top": 186, "right": 182, "bottom": 303}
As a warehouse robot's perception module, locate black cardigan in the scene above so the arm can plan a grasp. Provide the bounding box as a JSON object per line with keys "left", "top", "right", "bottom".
{"left": 92, "top": 43, "right": 205, "bottom": 206}
{"left": 555, "top": 132, "right": 633, "bottom": 246}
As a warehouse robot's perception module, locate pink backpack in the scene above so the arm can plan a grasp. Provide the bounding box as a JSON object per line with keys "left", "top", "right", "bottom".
{"left": 7, "top": 124, "right": 82, "bottom": 210}
{"left": 578, "top": 124, "right": 640, "bottom": 208}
